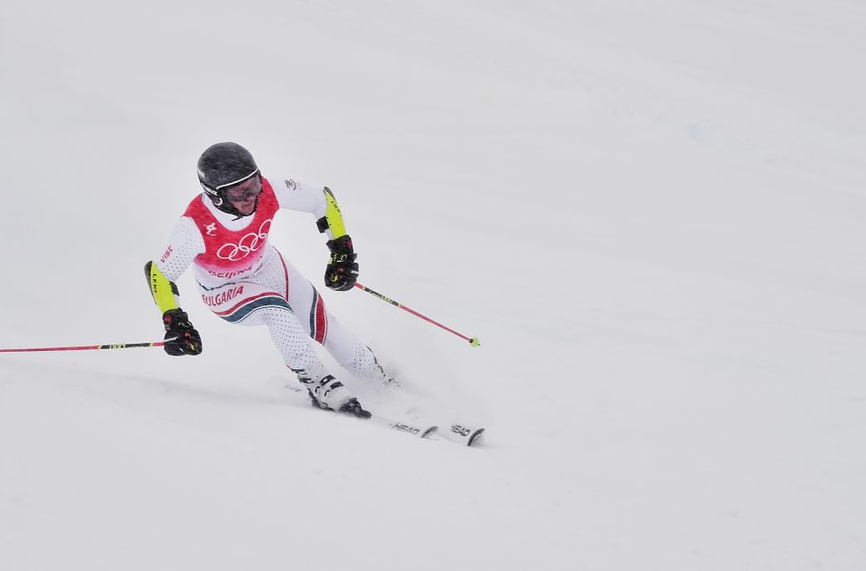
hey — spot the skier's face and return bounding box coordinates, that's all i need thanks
[224,175,262,215]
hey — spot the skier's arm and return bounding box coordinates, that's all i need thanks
[315,186,348,240]
[145,261,179,313]
[272,178,358,290]
[144,217,204,355]
[318,186,358,291]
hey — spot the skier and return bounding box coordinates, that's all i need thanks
[144,142,392,418]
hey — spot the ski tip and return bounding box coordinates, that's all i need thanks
[443,424,486,446]
[422,425,439,439]
[467,427,485,446]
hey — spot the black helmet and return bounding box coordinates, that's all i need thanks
[197,142,261,217]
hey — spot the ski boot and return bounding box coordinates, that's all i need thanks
[293,362,371,419]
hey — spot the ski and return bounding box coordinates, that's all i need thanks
[334,404,485,446]
[333,405,483,446]
[284,381,479,445]
[366,414,438,439]
[432,423,486,447]
[366,415,487,446]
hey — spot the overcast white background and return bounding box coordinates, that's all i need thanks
[1,1,865,569]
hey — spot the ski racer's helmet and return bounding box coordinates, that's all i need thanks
[197,142,262,218]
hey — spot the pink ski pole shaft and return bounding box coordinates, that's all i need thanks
[0,341,165,354]
[354,282,480,347]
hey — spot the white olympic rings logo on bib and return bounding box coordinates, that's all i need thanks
[216,219,272,261]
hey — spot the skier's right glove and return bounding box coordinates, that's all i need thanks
[162,308,202,356]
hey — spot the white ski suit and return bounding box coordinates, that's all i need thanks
[150,176,379,377]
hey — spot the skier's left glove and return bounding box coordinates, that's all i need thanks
[162,308,203,356]
[325,235,359,291]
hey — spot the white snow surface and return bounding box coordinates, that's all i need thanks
[2,1,865,569]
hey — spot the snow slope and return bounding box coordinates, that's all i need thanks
[1,1,865,569]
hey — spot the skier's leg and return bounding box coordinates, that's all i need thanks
[197,254,358,411]
[320,313,395,384]
[198,277,315,369]
[278,252,394,384]
[252,306,362,412]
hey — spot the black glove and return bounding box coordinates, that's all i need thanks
[325,235,359,291]
[162,308,202,356]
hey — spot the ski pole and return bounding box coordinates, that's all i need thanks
[0,342,165,354]
[354,282,480,347]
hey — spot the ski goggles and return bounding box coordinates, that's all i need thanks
[221,172,262,203]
